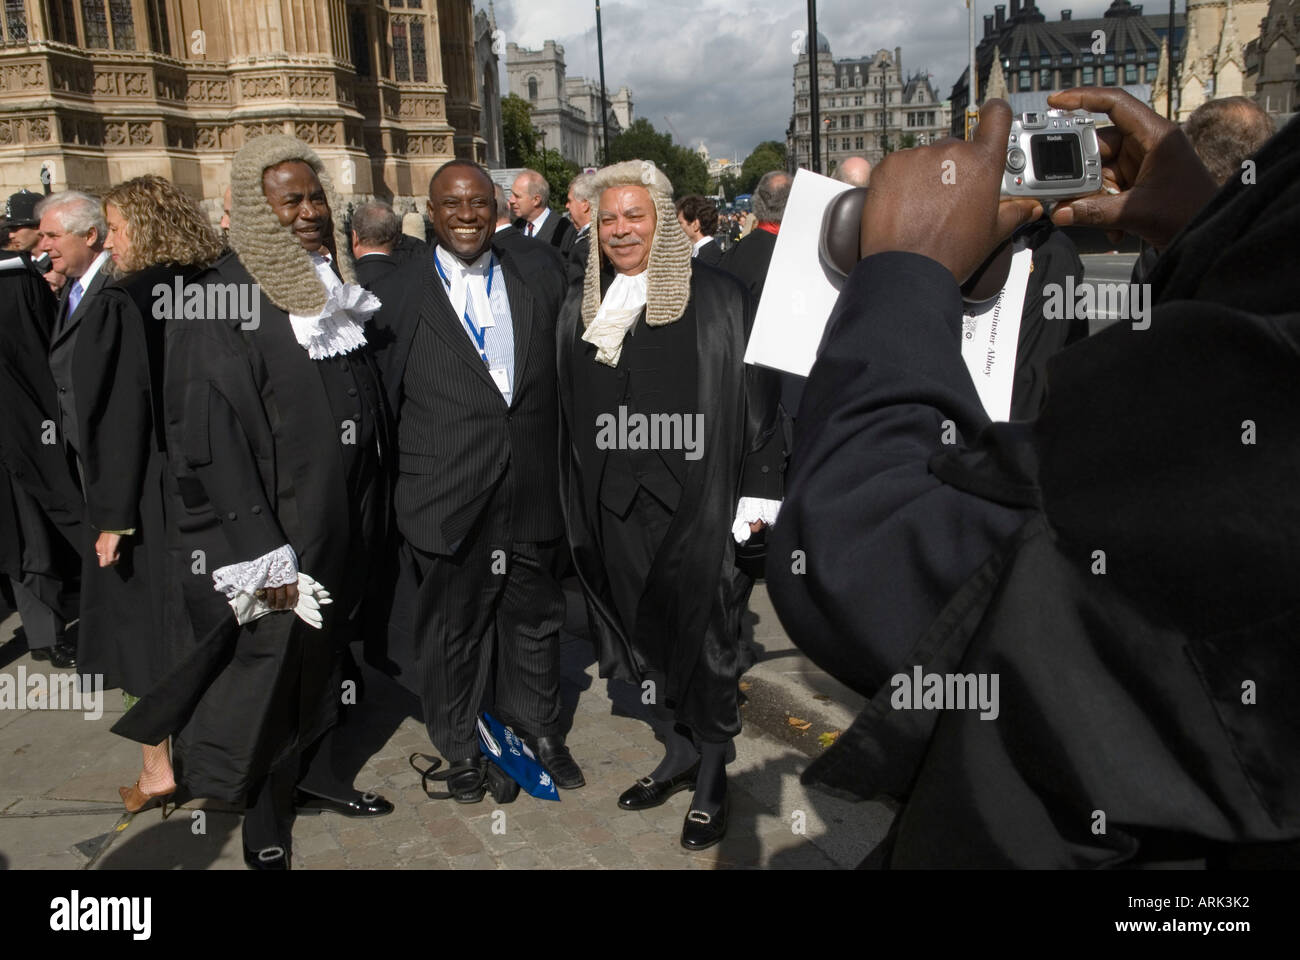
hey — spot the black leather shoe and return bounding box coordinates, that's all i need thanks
[29,641,77,669]
[243,843,290,870]
[680,796,728,852]
[294,789,394,818]
[527,735,585,790]
[617,761,700,811]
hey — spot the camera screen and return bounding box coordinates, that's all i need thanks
[1030,134,1083,182]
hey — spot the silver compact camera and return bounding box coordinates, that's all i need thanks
[1001,109,1103,200]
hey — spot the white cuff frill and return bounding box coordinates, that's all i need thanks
[212,543,299,599]
[731,497,782,544]
[288,282,379,360]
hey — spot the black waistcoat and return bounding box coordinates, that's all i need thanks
[570,278,699,517]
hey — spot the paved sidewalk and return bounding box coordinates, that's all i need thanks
[0,583,890,870]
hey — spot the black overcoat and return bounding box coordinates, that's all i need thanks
[0,252,82,617]
[74,264,197,695]
[557,262,781,740]
[113,252,391,804]
[767,116,1300,867]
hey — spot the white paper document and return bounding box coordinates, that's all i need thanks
[959,242,1031,423]
[743,166,1028,423]
[743,169,852,377]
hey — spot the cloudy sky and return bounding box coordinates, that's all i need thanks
[487,0,1120,161]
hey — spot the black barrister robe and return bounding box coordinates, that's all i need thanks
[0,252,83,620]
[767,116,1300,867]
[558,262,781,741]
[74,264,198,696]
[113,252,390,804]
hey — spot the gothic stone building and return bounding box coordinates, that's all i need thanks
[0,0,490,215]
[789,33,951,172]
[505,39,630,168]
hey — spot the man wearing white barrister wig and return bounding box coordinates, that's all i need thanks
[557,159,784,851]
[115,135,394,869]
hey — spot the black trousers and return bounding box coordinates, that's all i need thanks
[403,511,565,763]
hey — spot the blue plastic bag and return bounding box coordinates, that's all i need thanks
[477,712,560,801]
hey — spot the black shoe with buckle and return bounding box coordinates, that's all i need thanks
[680,796,729,851]
[526,735,585,790]
[243,843,290,870]
[617,760,700,811]
[409,753,486,804]
[294,788,394,819]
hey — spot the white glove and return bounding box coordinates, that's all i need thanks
[228,590,274,627]
[225,572,333,629]
[293,572,333,629]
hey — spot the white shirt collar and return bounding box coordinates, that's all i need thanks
[434,245,497,330]
[692,236,713,255]
[76,250,111,292]
[494,222,513,233]
[526,206,551,234]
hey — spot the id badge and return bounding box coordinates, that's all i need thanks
[489,366,510,394]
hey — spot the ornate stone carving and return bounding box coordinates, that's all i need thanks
[196,126,221,150]
[287,75,332,98]
[293,121,338,144]
[241,121,280,139]
[105,121,128,146]
[93,70,150,97]
[129,122,153,145]
[0,122,15,145]
[0,63,43,92]
[399,96,446,120]
[240,75,284,98]
[186,78,231,103]
[27,118,50,141]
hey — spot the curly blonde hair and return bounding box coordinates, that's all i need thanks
[102,175,224,274]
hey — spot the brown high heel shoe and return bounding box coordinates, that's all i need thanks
[119,780,175,818]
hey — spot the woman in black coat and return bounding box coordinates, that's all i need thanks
[75,175,223,813]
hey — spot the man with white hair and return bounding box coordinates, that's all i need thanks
[557,159,783,851]
[38,191,111,476]
[510,168,574,255]
[565,172,596,284]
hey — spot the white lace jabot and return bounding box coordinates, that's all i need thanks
[287,253,380,360]
[583,271,648,367]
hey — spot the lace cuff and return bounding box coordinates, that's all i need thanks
[211,544,299,599]
[732,497,782,544]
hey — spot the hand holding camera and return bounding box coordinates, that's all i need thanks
[1045,87,1219,251]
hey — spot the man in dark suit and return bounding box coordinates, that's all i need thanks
[565,172,596,286]
[38,191,112,482]
[370,160,584,800]
[719,171,790,304]
[768,91,1300,867]
[351,200,401,288]
[0,249,83,668]
[510,168,575,255]
[490,183,533,259]
[675,195,722,266]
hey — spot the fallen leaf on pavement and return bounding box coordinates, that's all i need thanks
[817,731,841,748]
[787,716,813,731]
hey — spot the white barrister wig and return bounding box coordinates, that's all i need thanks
[228,133,356,315]
[582,159,693,329]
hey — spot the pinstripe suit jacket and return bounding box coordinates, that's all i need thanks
[369,240,568,556]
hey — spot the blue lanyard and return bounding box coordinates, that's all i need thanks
[434,251,495,364]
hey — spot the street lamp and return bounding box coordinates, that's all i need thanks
[822,117,831,172]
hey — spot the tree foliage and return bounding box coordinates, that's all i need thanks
[738,140,788,194]
[606,118,711,198]
[502,94,580,209]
